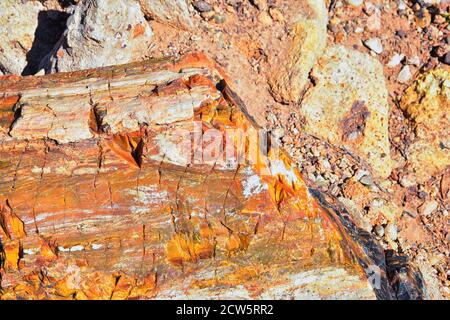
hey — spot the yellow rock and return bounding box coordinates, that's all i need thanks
[300,45,392,179]
[400,69,450,182]
[268,0,328,103]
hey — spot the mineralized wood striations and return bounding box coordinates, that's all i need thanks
[0,53,420,299]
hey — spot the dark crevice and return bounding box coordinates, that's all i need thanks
[21,10,70,76]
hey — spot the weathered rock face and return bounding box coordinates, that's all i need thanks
[268,0,328,104]
[0,0,44,75]
[0,0,69,76]
[138,0,193,29]
[0,54,424,300]
[41,0,153,73]
[400,69,450,183]
[299,45,392,179]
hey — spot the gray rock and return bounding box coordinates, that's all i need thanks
[41,0,153,73]
[193,1,212,12]
[347,0,363,6]
[387,53,405,68]
[443,52,450,66]
[374,225,385,237]
[399,174,416,188]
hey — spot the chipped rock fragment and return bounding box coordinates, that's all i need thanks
[268,0,328,103]
[364,37,383,54]
[398,65,412,84]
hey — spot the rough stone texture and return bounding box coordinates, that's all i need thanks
[400,69,450,183]
[0,0,44,75]
[268,0,328,104]
[138,0,193,29]
[0,53,424,300]
[41,0,153,73]
[299,45,392,179]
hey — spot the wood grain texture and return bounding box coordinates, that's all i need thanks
[0,53,420,299]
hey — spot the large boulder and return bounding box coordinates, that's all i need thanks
[400,69,450,182]
[0,0,68,75]
[268,0,328,104]
[41,0,153,73]
[0,1,45,75]
[299,45,392,179]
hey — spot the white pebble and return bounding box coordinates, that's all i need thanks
[364,37,383,54]
[408,55,421,66]
[387,53,405,68]
[397,65,412,83]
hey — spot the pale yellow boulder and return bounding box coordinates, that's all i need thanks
[268,0,328,103]
[300,45,392,179]
[400,69,450,182]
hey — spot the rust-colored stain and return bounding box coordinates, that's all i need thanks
[132,23,145,38]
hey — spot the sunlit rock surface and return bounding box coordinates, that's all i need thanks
[0,0,45,75]
[0,53,423,299]
[300,45,392,179]
[41,0,153,73]
[400,69,450,183]
[268,0,328,104]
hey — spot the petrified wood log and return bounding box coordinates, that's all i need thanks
[0,53,422,299]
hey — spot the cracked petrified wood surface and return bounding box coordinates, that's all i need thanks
[0,53,420,299]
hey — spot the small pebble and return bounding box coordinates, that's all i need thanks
[193,0,212,12]
[399,174,416,188]
[419,200,438,216]
[359,175,373,186]
[371,198,385,207]
[347,0,363,6]
[367,9,381,31]
[442,52,450,65]
[397,65,412,83]
[257,11,273,26]
[385,224,398,241]
[374,225,385,237]
[396,29,406,38]
[398,0,407,11]
[363,37,383,54]
[387,53,405,68]
[213,14,225,24]
[408,55,421,66]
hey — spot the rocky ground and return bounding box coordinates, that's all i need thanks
[0,0,448,299]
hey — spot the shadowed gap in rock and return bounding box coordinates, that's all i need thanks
[21,10,70,76]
